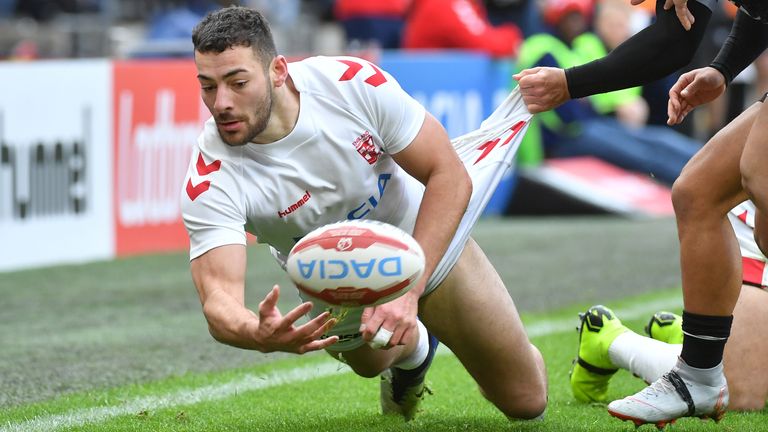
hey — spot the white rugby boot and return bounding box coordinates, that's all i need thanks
[607,358,728,429]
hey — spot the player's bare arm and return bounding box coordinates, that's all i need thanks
[359,112,472,347]
[190,243,338,353]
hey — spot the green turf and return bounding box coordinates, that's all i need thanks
[1,294,763,431]
[3,216,760,431]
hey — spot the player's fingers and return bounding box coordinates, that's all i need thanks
[298,335,339,354]
[279,301,315,329]
[305,316,337,340]
[513,67,540,81]
[676,5,693,30]
[386,325,408,349]
[527,103,546,114]
[368,326,394,349]
[292,310,333,336]
[258,285,280,316]
[360,307,382,340]
[663,0,674,10]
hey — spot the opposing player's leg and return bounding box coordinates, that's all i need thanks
[739,94,768,256]
[607,103,762,427]
[570,305,627,403]
[418,237,548,420]
[723,285,768,410]
[570,306,681,403]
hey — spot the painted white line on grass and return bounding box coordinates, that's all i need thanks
[1,295,680,432]
[0,362,353,432]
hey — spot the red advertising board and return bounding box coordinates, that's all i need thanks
[113,60,206,256]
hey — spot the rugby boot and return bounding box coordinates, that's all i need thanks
[607,358,728,429]
[380,333,438,420]
[570,305,629,403]
[645,311,684,345]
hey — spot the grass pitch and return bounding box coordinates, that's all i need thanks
[2,216,765,431]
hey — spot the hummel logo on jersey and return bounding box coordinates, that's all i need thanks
[186,153,222,201]
[278,190,312,218]
[352,131,381,165]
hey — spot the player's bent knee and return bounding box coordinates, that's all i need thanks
[500,393,548,420]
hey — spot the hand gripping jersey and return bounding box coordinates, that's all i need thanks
[181,55,533,351]
[728,200,768,288]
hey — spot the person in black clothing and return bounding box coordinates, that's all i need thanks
[514,0,768,427]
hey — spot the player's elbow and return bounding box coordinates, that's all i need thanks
[456,167,472,206]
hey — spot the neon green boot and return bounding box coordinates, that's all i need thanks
[644,311,684,345]
[570,305,629,403]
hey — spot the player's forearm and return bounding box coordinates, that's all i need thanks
[710,10,768,85]
[202,291,264,351]
[410,165,472,295]
[565,0,711,98]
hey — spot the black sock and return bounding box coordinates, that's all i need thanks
[680,311,733,369]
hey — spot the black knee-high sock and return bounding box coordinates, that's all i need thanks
[680,311,733,369]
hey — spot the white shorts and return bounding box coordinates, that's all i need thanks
[311,88,533,352]
[729,200,768,289]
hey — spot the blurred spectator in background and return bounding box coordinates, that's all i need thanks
[590,0,648,129]
[484,0,544,37]
[334,0,410,49]
[514,0,702,185]
[147,0,234,41]
[403,0,523,58]
[15,0,101,21]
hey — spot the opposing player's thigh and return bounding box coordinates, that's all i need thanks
[724,285,768,410]
[677,102,762,206]
[740,99,768,188]
[419,238,539,387]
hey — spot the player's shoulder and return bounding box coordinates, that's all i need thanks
[182,118,240,200]
[289,55,394,96]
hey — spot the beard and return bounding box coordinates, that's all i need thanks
[217,83,273,146]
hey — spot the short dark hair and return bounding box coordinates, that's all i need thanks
[192,6,277,66]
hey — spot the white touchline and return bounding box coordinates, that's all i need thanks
[1,295,680,432]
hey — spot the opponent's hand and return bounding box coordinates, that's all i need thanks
[255,285,338,354]
[632,0,694,30]
[667,67,726,125]
[513,67,570,113]
[664,0,695,30]
[359,290,420,349]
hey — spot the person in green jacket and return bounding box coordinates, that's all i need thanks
[514,0,702,185]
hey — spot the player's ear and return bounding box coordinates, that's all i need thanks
[270,55,289,87]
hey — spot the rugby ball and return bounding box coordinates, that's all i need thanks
[286,220,425,307]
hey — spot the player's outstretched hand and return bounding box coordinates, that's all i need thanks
[360,290,420,349]
[632,0,694,30]
[256,285,338,354]
[513,67,570,113]
[667,67,726,125]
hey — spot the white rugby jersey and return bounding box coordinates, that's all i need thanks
[729,200,768,288]
[181,56,427,262]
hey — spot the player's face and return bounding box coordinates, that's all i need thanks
[195,46,273,146]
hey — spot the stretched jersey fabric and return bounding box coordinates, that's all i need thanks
[311,88,532,351]
[728,201,768,289]
[181,54,533,351]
